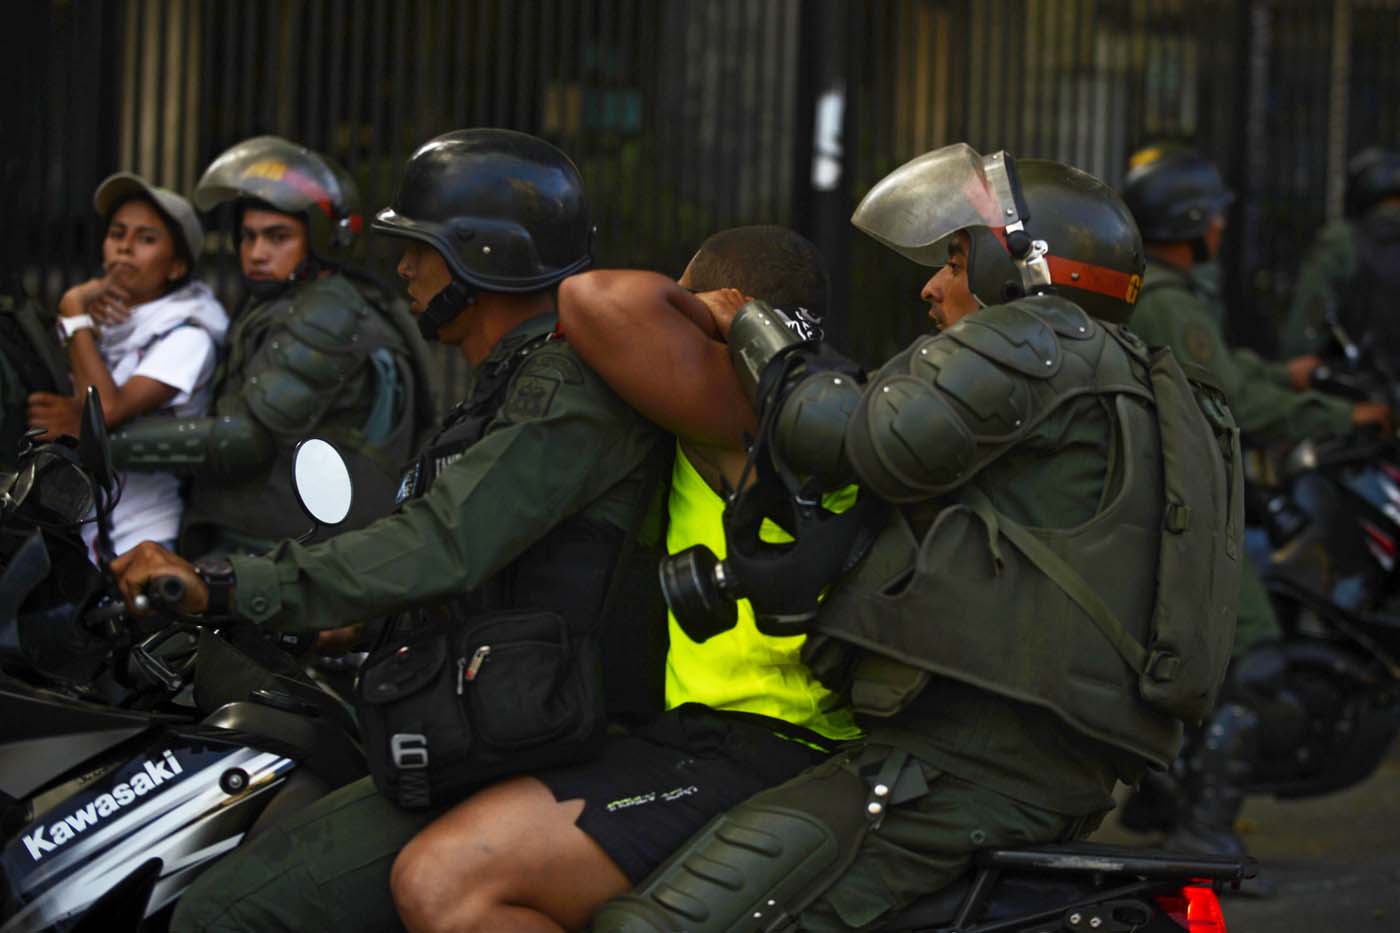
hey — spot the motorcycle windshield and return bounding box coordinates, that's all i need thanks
[852,142,1008,267]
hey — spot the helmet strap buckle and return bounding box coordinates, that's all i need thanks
[1013,236,1053,292]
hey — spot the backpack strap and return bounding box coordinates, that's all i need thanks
[961,485,1150,677]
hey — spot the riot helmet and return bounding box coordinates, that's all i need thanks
[853,143,1145,323]
[1120,144,1234,243]
[194,136,363,266]
[1345,147,1400,218]
[373,128,592,340]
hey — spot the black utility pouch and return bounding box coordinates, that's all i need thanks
[357,608,606,809]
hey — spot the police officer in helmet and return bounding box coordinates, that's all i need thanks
[1283,146,1400,364]
[1120,145,1389,874]
[109,136,434,559]
[114,128,663,933]
[597,144,1241,931]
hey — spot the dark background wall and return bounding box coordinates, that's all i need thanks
[3,0,1398,400]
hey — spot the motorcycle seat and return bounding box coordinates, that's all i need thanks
[880,842,1255,931]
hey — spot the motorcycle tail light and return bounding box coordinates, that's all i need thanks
[1362,519,1397,571]
[1154,884,1227,931]
[1362,519,1396,554]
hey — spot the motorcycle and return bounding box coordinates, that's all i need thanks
[1239,429,1400,800]
[1226,310,1400,801]
[3,394,1255,932]
[0,392,365,931]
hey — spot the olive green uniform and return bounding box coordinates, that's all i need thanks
[172,314,658,933]
[1281,219,1357,357]
[600,297,1235,932]
[786,394,1136,931]
[1129,257,1351,652]
[1282,205,1400,363]
[111,274,433,557]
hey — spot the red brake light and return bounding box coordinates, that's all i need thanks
[1154,884,1227,932]
[1362,519,1396,557]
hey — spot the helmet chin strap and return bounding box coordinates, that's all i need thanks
[241,256,324,302]
[418,278,477,341]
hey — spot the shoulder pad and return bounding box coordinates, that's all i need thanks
[905,333,1034,438]
[284,276,374,351]
[1019,294,1096,341]
[941,301,1061,378]
[500,341,587,423]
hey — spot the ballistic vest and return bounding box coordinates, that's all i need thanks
[818,296,1240,768]
[182,274,423,550]
[397,323,623,628]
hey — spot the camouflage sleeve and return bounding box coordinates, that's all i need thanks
[1281,222,1358,357]
[1167,299,1351,443]
[227,344,656,632]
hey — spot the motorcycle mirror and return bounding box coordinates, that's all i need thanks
[77,387,116,495]
[291,438,354,527]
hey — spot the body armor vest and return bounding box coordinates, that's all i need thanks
[397,329,623,631]
[817,296,1239,768]
[182,275,420,550]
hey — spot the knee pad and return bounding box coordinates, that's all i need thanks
[594,801,856,933]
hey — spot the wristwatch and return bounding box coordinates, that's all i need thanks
[57,314,95,344]
[194,557,236,617]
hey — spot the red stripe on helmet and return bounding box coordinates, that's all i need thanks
[1046,255,1142,304]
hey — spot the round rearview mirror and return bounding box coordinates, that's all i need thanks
[291,439,354,527]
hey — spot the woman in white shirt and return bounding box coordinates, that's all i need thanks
[27,173,228,557]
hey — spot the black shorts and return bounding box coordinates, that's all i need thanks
[536,704,833,884]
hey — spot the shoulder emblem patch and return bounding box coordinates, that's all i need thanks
[504,373,561,421]
[1183,324,1214,364]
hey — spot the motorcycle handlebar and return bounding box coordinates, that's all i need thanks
[83,575,189,629]
[146,575,187,611]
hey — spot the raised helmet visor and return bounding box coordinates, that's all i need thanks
[851,143,1019,267]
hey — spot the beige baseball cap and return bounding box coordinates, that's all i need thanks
[93,172,205,264]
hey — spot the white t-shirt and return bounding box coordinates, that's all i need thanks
[82,282,228,558]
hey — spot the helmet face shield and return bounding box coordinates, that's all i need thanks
[852,143,1010,268]
[854,143,1145,323]
[194,136,347,215]
[194,136,362,263]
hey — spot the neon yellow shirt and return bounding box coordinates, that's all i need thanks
[663,443,861,741]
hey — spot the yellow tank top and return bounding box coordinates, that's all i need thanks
[664,443,861,741]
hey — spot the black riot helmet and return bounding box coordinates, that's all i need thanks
[373,129,592,339]
[1345,147,1400,218]
[193,136,363,265]
[853,143,1145,323]
[1120,144,1234,243]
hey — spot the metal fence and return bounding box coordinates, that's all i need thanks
[4,0,1399,399]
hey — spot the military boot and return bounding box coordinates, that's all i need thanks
[1166,702,1276,896]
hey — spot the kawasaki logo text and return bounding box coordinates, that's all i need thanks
[22,750,184,861]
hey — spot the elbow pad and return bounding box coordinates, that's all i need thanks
[771,370,863,487]
[727,300,804,404]
[111,415,276,479]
